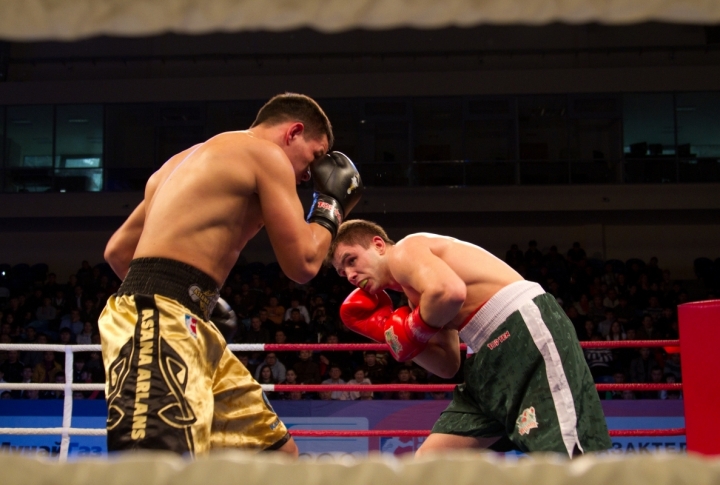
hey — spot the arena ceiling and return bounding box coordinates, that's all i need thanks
[0,0,718,41]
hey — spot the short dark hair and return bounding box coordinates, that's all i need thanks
[251,93,333,148]
[327,219,394,266]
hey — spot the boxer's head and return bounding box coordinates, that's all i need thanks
[251,93,333,183]
[329,220,395,293]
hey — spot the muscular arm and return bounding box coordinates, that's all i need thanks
[412,328,462,379]
[390,239,467,329]
[104,200,146,280]
[254,145,332,283]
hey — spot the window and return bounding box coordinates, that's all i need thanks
[4,105,53,191]
[55,105,104,191]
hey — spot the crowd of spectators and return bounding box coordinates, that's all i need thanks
[0,242,717,402]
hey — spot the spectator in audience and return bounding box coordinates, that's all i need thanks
[614,294,637,324]
[244,315,272,344]
[604,371,627,400]
[293,350,321,384]
[606,320,627,344]
[51,290,70,318]
[33,351,63,386]
[636,314,661,340]
[284,308,309,342]
[0,350,24,383]
[663,352,681,381]
[254,352,286,384]
[42,373,66,400]
[321,364,345,400]
[577,320,596,341]
[341,368,372,401]
[567,241,587,268]
[660,373,682,400]
[256,365,278,400]
[283,298,310,324]
[35,297,57,325]
[630,347,658,384]
[574,294,591,317]
[81,299,101,325]
[58,327,75,345]
[264,296,285,326]
[390,367,418,400]
[360,351,389,384]
[16,365,35,399]
[603,288,619,309]
[644,366,665,399]
[596,310,617,339]
[583,333,613,382]
[278,369,302,400]
[70,286,85,311]
[588,295,606,323]
[564,305,584,337]
[60,309,84,336]
[76,321,95,345]
[309,305,334,343]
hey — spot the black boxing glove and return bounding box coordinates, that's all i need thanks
[307,151,363,238]
[210,297,238,343]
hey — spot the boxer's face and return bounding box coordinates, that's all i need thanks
[333,238,386,293]
[284,123,328,184]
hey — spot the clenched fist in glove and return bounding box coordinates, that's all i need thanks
[340,288,440,362]
[307,151,363,238]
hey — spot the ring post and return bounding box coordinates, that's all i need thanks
[678,299,720,455]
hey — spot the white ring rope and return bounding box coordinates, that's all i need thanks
[0,427,107,436]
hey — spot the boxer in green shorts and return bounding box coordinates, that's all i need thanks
[330,220,611,457]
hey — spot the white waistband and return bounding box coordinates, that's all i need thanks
[459,280,545,353]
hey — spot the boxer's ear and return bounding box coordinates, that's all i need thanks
[286,122,305,143]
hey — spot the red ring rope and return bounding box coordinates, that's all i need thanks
[270,383,683,392]
[252,340,680,352]
[288,428,686,438]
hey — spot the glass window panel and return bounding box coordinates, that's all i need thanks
[464,119,515,161]
[676,92,720,158]
[6,105,53,168]
[622,93,675,156]
[518,95,569,160]
[104,104,156,191]
[412,97,463,161]
[55,104,103,169]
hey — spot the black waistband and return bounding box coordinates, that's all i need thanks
[118,257,220,320]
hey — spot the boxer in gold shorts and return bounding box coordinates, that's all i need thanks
[99,94,363,456]
[100,258,289,455]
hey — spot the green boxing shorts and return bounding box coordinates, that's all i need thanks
[432,280,611,457]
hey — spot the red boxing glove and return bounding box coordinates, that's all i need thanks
[339,288,394,343]
[384,306,440,362]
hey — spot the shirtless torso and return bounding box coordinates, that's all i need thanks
[106,126,331,286]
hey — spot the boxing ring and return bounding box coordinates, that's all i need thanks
[1,300,719,483]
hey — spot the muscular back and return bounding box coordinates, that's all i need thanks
[135,132,271,285]
[394,234,523,329]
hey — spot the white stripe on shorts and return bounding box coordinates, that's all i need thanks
[518,301,582,458]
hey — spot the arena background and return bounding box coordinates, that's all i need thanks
[0,0,719,478]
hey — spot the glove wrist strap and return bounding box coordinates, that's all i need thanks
[406,307,439,343]
[307,194,343,238]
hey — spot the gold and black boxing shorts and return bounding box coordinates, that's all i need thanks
[98,257,289,456]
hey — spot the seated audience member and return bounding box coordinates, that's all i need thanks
[284,308,310,342]
[244,315,272,344]
[321,364,346,400]
[264,296,285,326]
[596,310,617,339]
[293,350,322,384]
[254,352,286,383]
[32,351,63,386]
[76,321,95,345]
[660,373,682,400]
[278,369,302,400]
[256,364,279,400]
[583,333,613,381]
[636,314,661,340]
[390,367,418,400]
[283,298,310,324]
[360,351,389,384]
[341,368,372,401]
[629,347,658,384]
